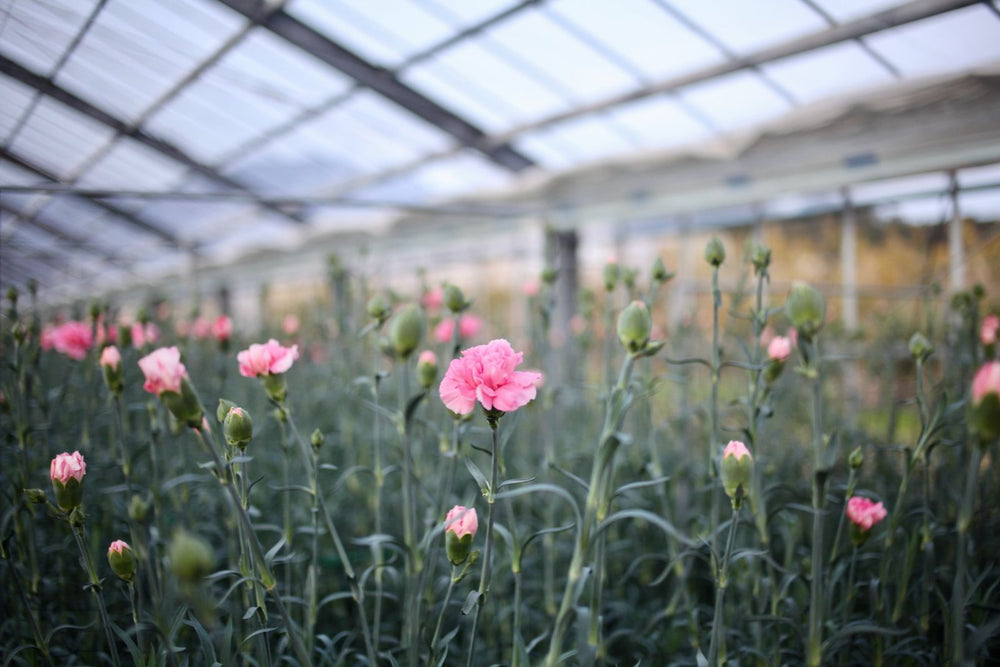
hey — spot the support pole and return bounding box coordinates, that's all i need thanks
[840,187,858,331]
[948,170,965,292]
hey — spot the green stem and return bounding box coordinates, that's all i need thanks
[430,566,459,665]
[709,265,722,564]
[707,504,741,666]
[71,522,122,667]
[950,442,983,665]
[839,546,859,666]
[371,343,385,653]
[466,417,502,667]
[806,339,826,667]
[829,468,858,566]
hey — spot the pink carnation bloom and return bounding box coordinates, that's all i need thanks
[40,325,56,351]
[438,339,543,415]
[100,345,121,370]
[983,314,999,346]
[51,321,93,360]
[282,314,300,336]
[846,496,887,532]
[445,505,478,539]
[50,451,86,484]
[212,315,233,342]
[434,314,483,344]
[131,322,160,348]
[237,339,300,378]
[138,346,188,395]
[972,361,1000,406]
[787,327,799,348]
[419,350,437,366]
[108,539,131,556]
[422,287,444,311]
[191,318,211,340]
[723,440,751,461]
[175,320,191,338]
[767,336,792,362]
[522,280,540,297]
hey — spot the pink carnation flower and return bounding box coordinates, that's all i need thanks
[50,451,86,484]
[983,314,999,346]
[972,361,1000,406]
[422,287,444,311]
[237,339,300,377]
[419,350,437,366]
[108,539,131,556]
[434,314,483,344]
[138,346,188,395]
[767,336,792,362]
[522,280,540,297]
[445,505,478,539]
[131,322,160,348]
[846,496,887,532]
[100,345,121,370]
[212,315,233,342]
[40,325,56,350]
[51,321,93,360]
[722,440,752,461]
[438,339,542,415]
[282,314,300,336]
[191,318,211,340]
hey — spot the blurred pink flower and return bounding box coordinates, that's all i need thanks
[131,322,160,348]
[419,350,437,366]
[212,315,233,342]
[108,539,130,556]
[723,440,751,461]
[191,317,211,340]
[982,314,999,346]
[972,361,1000,406]
[445,505,478,539]
[434,314,483,344]
[51,321,93,360]
[175,320,191,338]
[40,325,55,351]
[422,287,444,311]
[767,336,792,362]
[100,345,121,370]
[438,338,542,415]
[138,346,188,395]
[786,327,798,348]
[846,496,887,532]
[760,325,775,347]
[237,339,300,378]
[282,314,300,336]
[569,314,587,336]
[522,280,540,297]
[50,451,86,484]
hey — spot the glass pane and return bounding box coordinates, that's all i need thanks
[0,0,99,74]
[0,75,38,142]
[9,97,115,178]
[958,163,1000,188]
[352,151,511,203]
[762,41,895,105]
[608,95,712,150]
[810,0,909,24]
[533,114,637,164]
[678,70,792,132]
[851,173,951,204]
[959,188,1000,221]
[78,136,188,190]
[665,0,827,56]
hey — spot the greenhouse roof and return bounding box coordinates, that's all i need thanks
[2,0,1000,301]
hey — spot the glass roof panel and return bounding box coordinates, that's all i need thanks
[36,194,110,230]
[8,97,115,179]
[607,95,713,150]
[866,5,1000,78]
[55,0,247,122]
[665,0,827,56]
[677,70,793,132]
[513,131,576,170]
[344,89,453,155]
[421,0,518,28]
[957,163,1000,188]
[484,7,641,103]
[78,136,189,191]
[0,75,38,142]
[224,132,363,198]
[528,114,637,164]
[400,56,517,133]
[0,0,99,74]
[959,188,1000,220]
[851,172,951,204]
[762,41,895,105]
[0,160,42,185]
[809,0,910,24]
[546,0,724,82]
[351,151,512,204]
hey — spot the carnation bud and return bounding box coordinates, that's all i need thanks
[129,494,149,521]
[849,447,864,470]
[50,451,86,512]
[908,332,933,362]
[160,376,205,429]
[720,441,753,508]
[751,243,771,275]
[970,362,1000,440]
[651,257,673,284]
[617,300,652,354]
[107,540,137,583]
[704,237,726,267]
[366,295,391,325]
[261,373,288,404]
[310,428,325,452]
[622,267,637,291]
[785,281,826,339]
[223,407,253,449]
[443,284,468,314]
[603,259,619,292]
[24,488,46,504]
[445,505,478,566]
[168,529,214,584]
[541,266,558,285]
[89,300,101,322]
[217,398,237,424]
[388,304,425,360]
[417,350,438,389]
[100,346,124,396]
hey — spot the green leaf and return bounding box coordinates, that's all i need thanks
[461,590,482,615]
[464,457,490,495]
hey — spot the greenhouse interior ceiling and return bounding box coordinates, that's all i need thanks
[2,0,1000,303]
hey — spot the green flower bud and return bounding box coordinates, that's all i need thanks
[417,350,438,389]
[310,428,325,452]
[541,266,558,285]
[168,529,214,584]
[651,257,673,284]
[223,407,253,449]
[751,243,771,275]
[129,494,149,521]
[704,237,726,267]
[908,332,933,362]
[785,281,826,339]
[849,447,864,470]
[89,300,102,321]
[617,300,652,354]
[720,441,754,508]
[261,373,288,404]
[24,488,46,504]
[367,295,391,324]
[107,540,137,583]
[388,304,425,360]
[603,260,619,292]
[6,286,18,307]
[443,284,467,313]
[217,399,237,424]
[623,267,638,291]
[160,377,205,429]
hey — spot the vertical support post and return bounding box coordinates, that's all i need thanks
[948,170,965,293]
[840,187,858,332]
[669,220,693,327]
[544,225,580,386]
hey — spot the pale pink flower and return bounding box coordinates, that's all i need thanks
[722,440,751,461]
[569,314,587,336]
[419,350,437,366]
[237,339,300,378]
[131,322,160,348]
[846,496,887,532]
[972,361,1000,406]
[982,314,999,346]
[282,314,300,336]
[787,327,798,348]
[175,320,191,338]
[108,539,130,556]
[40,325,55,350]
[422,287,444,311]
[51,321,93,360]
[445,505,478,539]
[138,346,188,395]
[767,336,792,362]
[434,314,483,344]
[50,451,86,484]
[438,339,543,415]
[522,280,540,297]
[760,325,775,347]
[100,345,121,370]
[191,317,211,340]
[212,315,233,342]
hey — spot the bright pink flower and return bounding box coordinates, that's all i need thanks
[982,314,999,346]
[237,339,300,378]
[434,314,483,344]
[138,346,188,395]
[972,361,1000,406]
[191,317,211,340]
[438,339,542,415]
[722,440,751,461]
[108,539,130,556]
[282,314,300,336]
[767,336,792,362]
[212,315,232,342]
[846,496,887,532]
[40,325,55,350]
[100,345,121,370]
[445,505,478,539]
[51,321,93,360]
[422,287,444,311]
[50,451,86,484]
